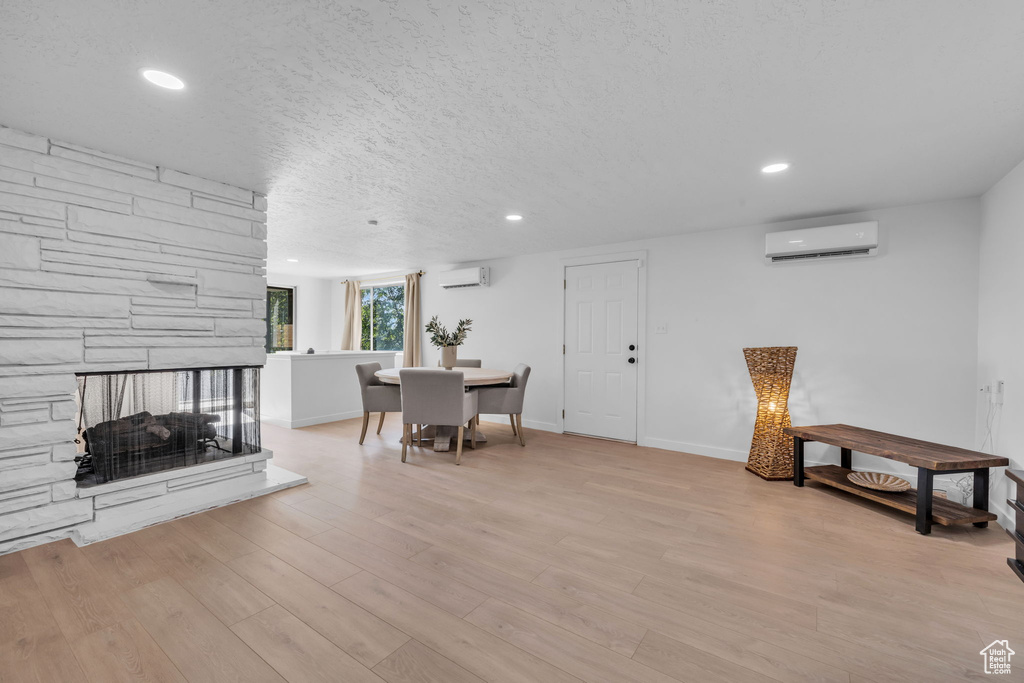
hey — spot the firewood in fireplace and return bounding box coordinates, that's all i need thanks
[89,412,157,439]
[85,410,223,460]
[146,423,171,440]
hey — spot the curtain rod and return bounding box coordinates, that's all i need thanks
[342,270,425,284]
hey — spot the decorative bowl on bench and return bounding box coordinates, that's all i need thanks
[847,471,911,492]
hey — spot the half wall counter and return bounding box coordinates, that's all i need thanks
[261,351,398,428]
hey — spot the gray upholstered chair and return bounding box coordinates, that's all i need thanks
[355,362,402,445]
[437,358,482,367]
[399,369,478,464]
[474,363,531,446]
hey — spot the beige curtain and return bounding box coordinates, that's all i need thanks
[403,272,421,367]
[341,280,361,350]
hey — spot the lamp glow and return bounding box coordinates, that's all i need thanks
[761,162,789,174]
[505,214,523,221]
[141,69,185,90]
[286,258,299,263]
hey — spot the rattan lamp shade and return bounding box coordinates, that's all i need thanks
[743,346,798,481]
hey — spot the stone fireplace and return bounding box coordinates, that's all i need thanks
[0,124,305,554]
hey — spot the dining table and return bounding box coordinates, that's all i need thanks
[374,367,513,452]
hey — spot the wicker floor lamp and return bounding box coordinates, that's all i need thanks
[743,346,798,481]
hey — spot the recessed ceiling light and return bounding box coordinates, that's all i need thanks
[286,258,299,263]
[141,69,185,90]
[761,162,790,174]
[506,214,523,221]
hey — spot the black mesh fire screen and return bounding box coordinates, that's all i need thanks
[75,366,261,485]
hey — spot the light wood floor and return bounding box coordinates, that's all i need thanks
[2,418,1021,682]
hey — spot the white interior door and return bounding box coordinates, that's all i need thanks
[564,260,639,442]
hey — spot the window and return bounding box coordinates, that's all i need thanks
[266,286,295,352]
[361,283,404,350]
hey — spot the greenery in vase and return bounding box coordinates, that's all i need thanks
[425,315,473,348]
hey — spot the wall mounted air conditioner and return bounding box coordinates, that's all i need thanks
[439,266,489,288]
[765,221,878,264]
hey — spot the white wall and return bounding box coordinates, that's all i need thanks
[267,273,334,352]
[977,157,1024,526]
[302,198,985,506]
[419,199,982,484]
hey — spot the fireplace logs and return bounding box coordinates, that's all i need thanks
[87,411,220,451]
[83,411,224,482]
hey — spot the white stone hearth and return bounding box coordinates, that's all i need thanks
[71,452,305,546]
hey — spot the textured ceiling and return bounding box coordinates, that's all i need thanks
[2,1,1023,277]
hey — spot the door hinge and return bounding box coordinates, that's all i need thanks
[562,344,565,354]
[562,409,565,418]
[563,279,566,289]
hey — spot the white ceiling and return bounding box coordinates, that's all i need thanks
[2,1,1023,277]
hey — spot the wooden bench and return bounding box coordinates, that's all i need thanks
[784,424,1008,535]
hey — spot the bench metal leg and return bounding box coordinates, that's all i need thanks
[840,447,851,470]
[973,468,990,528]
[793,436,804,487]
[916,467,934,535]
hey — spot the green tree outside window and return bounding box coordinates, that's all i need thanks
[361,284,404,351]
[266,287,294,352]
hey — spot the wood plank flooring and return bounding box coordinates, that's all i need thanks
[2,417,1022,682]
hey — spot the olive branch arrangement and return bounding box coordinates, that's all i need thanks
[425,315,473,347]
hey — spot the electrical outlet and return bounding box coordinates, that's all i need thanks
[993,380,1005,405]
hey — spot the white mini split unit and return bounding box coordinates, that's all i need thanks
[439,266,490,288]
[765,221,878,264]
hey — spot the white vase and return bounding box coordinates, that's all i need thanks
[440,346,457,370]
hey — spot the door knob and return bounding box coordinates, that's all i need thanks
[628,357,636,364]
[629,344,636,351]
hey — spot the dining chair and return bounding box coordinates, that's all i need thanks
[437,358,482,367]
[355,362,402,445]
[474,363,531,446]
[399,369,478,464]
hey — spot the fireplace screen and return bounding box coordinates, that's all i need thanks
[75,366,261,485]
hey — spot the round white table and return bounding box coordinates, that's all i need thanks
[374,367,513,452]
[374,367,513,387]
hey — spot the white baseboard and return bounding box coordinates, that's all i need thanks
[521,419,558,433]
[262,411,362,429]
[477,416,558,433]
[643,437,748,463]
